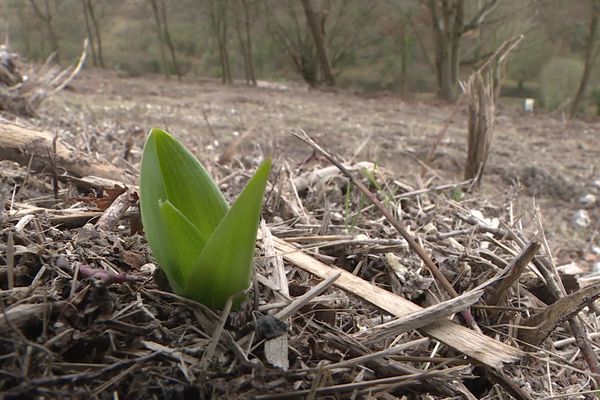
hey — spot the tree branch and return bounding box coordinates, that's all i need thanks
[462,0,498,34]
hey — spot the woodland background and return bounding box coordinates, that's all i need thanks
[2,0,600,118]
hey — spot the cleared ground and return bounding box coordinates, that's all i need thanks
[41,70,600,265]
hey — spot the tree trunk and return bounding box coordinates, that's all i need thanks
[242,0,257,85]
[222,7,233,84]
[149,0,170,79]
[86,0,105,68]
[301,0,335,86]
[449,0,464,97]
[430,0,460,101]
[427,0,497,101]
[159,0,182,80]
[234,0,256,86]
[234,5,250,85]
[208,0,232,84]
[438,39,455,100]
[570,0,600,118]
[81,0,98,66]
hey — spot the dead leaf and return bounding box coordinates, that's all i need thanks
[96,186,128,210]
[78,185,128,210]
[121,249,146,269]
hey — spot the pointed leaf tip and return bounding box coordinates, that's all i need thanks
[141,126,272,310]
[184,159,272,309]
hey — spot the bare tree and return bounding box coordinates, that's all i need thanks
[570,0,600,118]
[81,0,104,67]
[326,0,377,71]
[28,0,62,61]
[81,0,97,66]
[149,0,169,78]
[424,0,498,101]
[301,0,334,85]
[149,0,181,80]
[159,0,181,80]
[208,0,232,84]
[266,0,375,87]
[234,0,257,85]
[265,1,318,85]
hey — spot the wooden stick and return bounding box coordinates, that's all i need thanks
[289,129,482,333]
[0,122,135,184]
[356,289,484,342]
[272,235,523,368]
[518,282,600,346]
[486,241,540,307]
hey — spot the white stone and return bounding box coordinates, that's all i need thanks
[571,210,591,228]
[140,263,158,275]
[578,193,597,207]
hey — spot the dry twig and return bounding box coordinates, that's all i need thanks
[289,128,482,333]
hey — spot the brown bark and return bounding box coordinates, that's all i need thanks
[85,0,105,68]
[81,0,98,66]
[243,0,257,85]
[301,0,335,86]
[426,0,498,101]
[0,122,135,184]
[234,6,250,84]
[147,0,181,79]
[208,0,233,84]
[570,0,600,118]
[464,73,493,183]
[159,0,182,80]
[265,2,318,86]
[149,0,170,79]
[234,0,256,86]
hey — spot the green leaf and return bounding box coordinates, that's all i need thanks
[183,159,272,309]
[140,127,271,310]
[156,200,206,292]
[140,128,171,277]
[152,128,228,238]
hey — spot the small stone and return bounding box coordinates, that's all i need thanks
[330,212,344,222]
[593,262,600,274]
[256,315,287,339]
[571,210,591,229]
[578,193,597,207]
[140,263,157,275]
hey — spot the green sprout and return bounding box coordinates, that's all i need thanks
[140,128,271,309]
